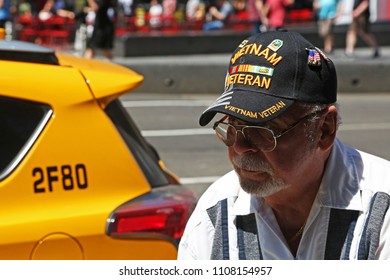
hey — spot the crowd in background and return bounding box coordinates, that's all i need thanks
[0,0,384,58]
[0,0,309,57]
[0,0,314,36]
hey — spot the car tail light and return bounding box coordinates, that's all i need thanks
[107,185,197,241]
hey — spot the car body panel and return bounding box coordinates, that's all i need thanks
[0,42,194,259]
[56,53,144,107]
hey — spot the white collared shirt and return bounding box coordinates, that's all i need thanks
[177,139,390,260]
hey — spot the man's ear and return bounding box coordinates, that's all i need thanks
[318,105,338,151]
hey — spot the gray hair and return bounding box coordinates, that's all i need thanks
[300,102,341,128]
[298,102,341,144]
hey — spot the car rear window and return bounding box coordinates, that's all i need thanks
[0,96,52,181]
[105,99,170,188]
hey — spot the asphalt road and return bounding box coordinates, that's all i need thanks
[120,92,390,198]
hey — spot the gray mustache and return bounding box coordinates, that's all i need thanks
[232,155,273,173]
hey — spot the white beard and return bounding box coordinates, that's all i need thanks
[236,172,288,197]
[232,154,289,197]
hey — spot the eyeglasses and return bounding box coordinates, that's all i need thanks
[213,111,323,152]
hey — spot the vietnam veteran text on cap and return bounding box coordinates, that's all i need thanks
[199,30,337,126]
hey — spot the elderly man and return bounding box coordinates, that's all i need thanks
[178,30,390,260]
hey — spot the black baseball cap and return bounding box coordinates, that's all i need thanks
[199,30,337,126]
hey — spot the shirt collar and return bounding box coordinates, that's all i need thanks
[231,187,257,215]
[316,138,363,211]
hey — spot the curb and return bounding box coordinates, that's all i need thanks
[114,48,390,94]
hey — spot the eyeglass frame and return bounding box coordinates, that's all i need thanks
[212,109,326,152]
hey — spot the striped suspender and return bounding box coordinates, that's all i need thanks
[317,192,390,259]
[207,192,390,260]
[325,209,360,259]
[236,214,263,260]
[357,192,390,259]
[207,198,262,260]
[207,199,230,260]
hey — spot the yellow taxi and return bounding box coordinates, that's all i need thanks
[0,40,197,260]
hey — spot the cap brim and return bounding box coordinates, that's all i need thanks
[199,89,294,126]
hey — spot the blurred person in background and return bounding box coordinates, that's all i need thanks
[162,0,177,27]
[232,0,246,11]
[186,0,205,21]
[54,0,75,18]
[118,0,133,17]
[313,0,342,54]
[149,0,163,29]
[203,0,232,31]
[162,0,176,17]
[38,0,74,21]
[0,0,11,28]
[264,0,294,30]
[345,0,379,58]
[247,0,268,34]
[84,0,117,59]
[38,0,55,20]
[17,0,33,18]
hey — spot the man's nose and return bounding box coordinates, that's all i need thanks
[232,131,259,154]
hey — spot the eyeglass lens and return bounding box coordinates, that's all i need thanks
[214,122,276,151]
